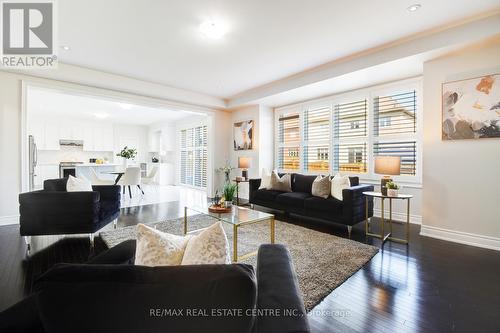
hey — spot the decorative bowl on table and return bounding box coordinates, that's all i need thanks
[208,205,232,213]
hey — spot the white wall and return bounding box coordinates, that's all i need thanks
[113,124,149,163]
[421,41,500,250]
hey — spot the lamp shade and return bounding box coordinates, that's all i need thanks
[374,156,401,175]
[238,157,251,169]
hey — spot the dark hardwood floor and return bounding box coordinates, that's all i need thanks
[1,200,499,333]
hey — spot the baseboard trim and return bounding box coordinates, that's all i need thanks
[0,215,19,226]
[420,225,500,251]
[373,209,421,224]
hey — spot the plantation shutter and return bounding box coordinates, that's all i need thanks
[333,99,368,173]
[303,105,330,172]
[180,125,208,187]
[278,113,300,170]
[373,90,416,136]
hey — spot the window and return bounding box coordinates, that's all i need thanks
[303,105,330,172]
[333,99,368,173]
[274,80,421,182]
[373,90,417,176]
[180,125,207,188]
[277,112,300,170]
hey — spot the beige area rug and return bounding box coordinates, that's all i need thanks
[100,215,378,311]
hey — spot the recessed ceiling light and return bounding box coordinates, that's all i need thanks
[94,113,109,119]
[199,20,227,39]
[118,102,134,110]
[407,4,421,12]
[61,45,70,51]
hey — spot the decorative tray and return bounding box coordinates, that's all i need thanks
[208,205,232,213]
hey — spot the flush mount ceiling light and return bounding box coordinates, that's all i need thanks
[94,113,109,119]
[199,20,227,39]
[61,45,70,51]
[407,4,421,12]
[118,102,134,110]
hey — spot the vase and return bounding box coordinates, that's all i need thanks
[224,172,230,184]
[387,189,399,197]
[122,158,129,170]
[224,201,232,208]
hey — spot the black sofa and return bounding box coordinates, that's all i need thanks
[0,242,310,333]
[249,174,374,236]
[19,178,121,248]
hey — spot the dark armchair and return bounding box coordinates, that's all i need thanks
[19,178,121,248]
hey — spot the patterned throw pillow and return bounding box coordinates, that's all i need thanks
[181,221,231,265]
[134,224,191,267]
[268,171,292,192]
[331,174,351,201]
[311,175,331,199]
[66,175,92,192]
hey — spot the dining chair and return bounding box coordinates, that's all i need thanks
[141,166,158,186]
[118,167,143,199]
[89,168,114,185]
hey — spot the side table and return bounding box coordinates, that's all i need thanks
[363,191,413,244]
[233,178,249,206]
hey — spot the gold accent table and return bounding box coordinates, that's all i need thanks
[184,205,275,262]
[362,191,413,245]
[233,178,250,206]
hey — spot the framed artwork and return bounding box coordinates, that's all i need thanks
[442,73,500,140]
[233,120,253,150]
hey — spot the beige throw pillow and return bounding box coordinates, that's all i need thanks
[331,174,351,201]
[311,175,331,199]
[268,171,292,192]
[181,221,231,265]
[135,224,191,267]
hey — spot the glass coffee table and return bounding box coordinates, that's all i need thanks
[184,205,275,262]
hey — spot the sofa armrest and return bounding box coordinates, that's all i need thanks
[0,294,44,333]
[249,179,261,202]
[256,244,310,333]
[87,240,136,265]
[92,185,120,203]
[19,191,100,236]
[342,184,374,224]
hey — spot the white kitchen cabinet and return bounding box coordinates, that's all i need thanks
[28,119,45,149]
[60,121,85,140]
[148,130,160,152]
[83,126,94,151]
[44,121,61,150]
[34,165,59,188]
[82,125,114,152]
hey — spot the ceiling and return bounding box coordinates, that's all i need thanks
[57,0,500,99]
[27,87,196,125]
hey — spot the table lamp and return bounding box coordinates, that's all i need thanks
[238,157,251,180]
[374,156,401,196]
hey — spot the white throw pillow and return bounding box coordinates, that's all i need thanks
[259,168,272,189]
[181,221,231,265]
[135,223,191,267]
[268,171,292,192]
[66,175,93,192]
[331,174,351,201]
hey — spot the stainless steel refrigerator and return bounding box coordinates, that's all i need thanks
[29,135,37,191]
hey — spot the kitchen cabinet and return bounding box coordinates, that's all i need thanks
[44,121,61,150]
[60,121,84,140]
[148,130,160,152]
[34,165,59,188]
[82,125,114,152]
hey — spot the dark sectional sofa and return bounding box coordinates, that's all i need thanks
[249,174,374,236]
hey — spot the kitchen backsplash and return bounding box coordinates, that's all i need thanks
[37,146,115,165]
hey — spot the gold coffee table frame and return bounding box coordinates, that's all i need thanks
[184,206,275,262]
[363,191,413,245]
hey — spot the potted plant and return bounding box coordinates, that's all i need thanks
[116,146,137,169]
[222,183,237,208]
[386,181,401,197]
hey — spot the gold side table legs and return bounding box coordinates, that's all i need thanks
[365,197,410,245]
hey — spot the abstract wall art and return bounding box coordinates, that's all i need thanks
[233,120,253,150]
[442,73,500,140]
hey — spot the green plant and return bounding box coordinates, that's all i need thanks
[222,183,237,202]
[386,181,400,190]
[116,146,137,160]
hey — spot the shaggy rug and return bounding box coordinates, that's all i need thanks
[100,214,378,311]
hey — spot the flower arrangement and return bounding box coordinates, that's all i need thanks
[116,146,137,160]
[216,162,235,183]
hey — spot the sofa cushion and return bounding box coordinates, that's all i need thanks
[292,174,317,194]
[304,197,343,215]
[275,192,312,207]
[253,189,285,202]
[348,176,359,187]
